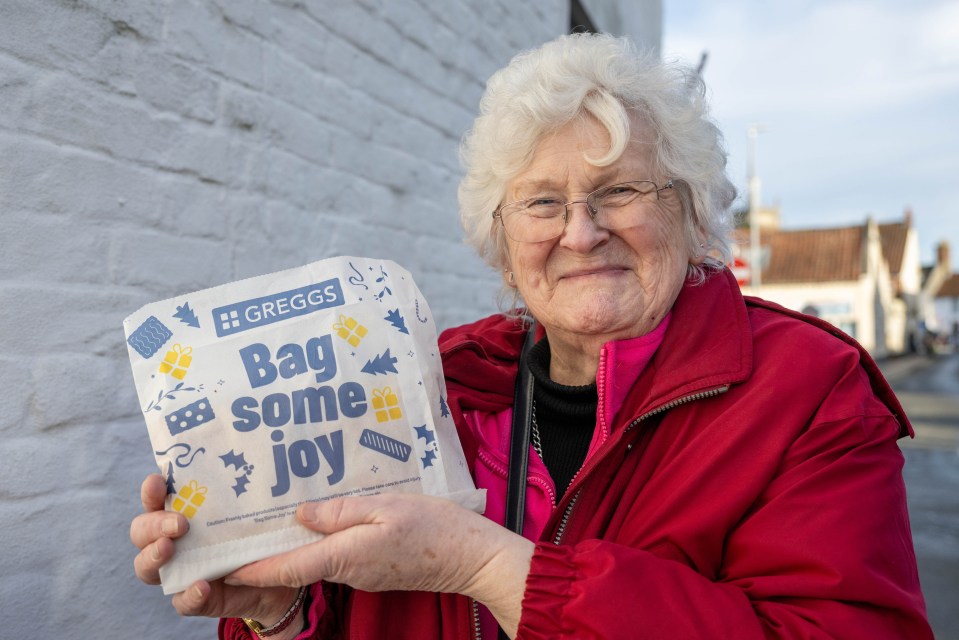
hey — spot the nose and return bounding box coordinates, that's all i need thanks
[564,198,598,218]
[559,200,608,252]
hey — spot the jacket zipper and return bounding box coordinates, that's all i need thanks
[477,448,558,506]
[595,346,611,442]
[469,450,557,640]
[551,385,730,545]
[552,490,580,544]
[470,598,481,639]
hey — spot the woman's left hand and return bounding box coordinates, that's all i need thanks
[225,493,533,636]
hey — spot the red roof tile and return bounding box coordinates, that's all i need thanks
[878,222,908,275]
[937,274,959,298]
[762,225,864,283]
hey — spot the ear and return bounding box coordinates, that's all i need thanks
[501,244,519,288]
[689,223,709,266]
[690,243,708,266]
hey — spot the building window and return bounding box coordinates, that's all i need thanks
[570,0,597,33]
[839,322,857,339]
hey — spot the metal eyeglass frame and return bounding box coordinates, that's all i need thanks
[492,179,674,243]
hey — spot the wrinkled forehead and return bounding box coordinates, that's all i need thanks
[507,112,658,195]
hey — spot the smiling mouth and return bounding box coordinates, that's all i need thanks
[561,266,627,279]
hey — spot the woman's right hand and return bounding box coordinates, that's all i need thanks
[130,474,304,634]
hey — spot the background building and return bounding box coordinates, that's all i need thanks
[878,214,923,354]
[0,1,661,637]
[935,274,959,345]
[734,211,939,357]
[926,242,958,347]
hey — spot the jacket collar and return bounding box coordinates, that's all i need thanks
[617,268,753,422]
[439,269,753,419]
[439,267,911,439]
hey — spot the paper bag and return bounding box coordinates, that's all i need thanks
[124,257,485,594]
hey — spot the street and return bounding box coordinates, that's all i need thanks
[882,353,959,639]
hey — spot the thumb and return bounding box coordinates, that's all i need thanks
[297,496,381,534]
[225,497,383,588]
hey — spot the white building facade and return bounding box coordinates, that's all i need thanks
[0,1,661,637]
[738,218,895,356]
[736,213,933,357]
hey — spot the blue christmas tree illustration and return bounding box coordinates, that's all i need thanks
[362,349,399,375]
[164,462,176,494]
[384,309,409,334]
[439,395,450,418]
[173,302,200,328]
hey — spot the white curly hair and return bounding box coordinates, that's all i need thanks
[457,33,736,298]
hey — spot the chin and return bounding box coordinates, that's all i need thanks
[562,297,640,336]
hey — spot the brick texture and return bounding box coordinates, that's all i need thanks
[0,0,573,635]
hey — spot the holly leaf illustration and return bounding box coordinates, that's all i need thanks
[220,450,247,471]
[232,474,251,497]
[421,449,437,468]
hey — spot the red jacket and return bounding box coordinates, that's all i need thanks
[222,269,931,639]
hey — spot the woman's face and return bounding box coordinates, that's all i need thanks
[503,114,699,344]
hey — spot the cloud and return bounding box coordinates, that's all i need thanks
[663,0,959,263]
[668,1,959,117]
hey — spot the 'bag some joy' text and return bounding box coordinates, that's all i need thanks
[124,257,484,594]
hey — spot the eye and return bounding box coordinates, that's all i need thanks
[528,197,561,207]
[593,182,654,207]
[596,184,638,205]
[524,197,564,219]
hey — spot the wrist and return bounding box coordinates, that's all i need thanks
[243,586,308,639]
[463,530,534,636]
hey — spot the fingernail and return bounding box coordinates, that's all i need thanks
[299,502,319,523]
[151,541,162,561]
[161,517,179,536]
[223,576,239,586]
[191,585,203,601]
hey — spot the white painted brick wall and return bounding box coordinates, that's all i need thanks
[0,1,661,636]
[0,0,567,636]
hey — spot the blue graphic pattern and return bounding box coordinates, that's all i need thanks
[128,316,173,358]
[359,429,412,462]
[166,397,215,436]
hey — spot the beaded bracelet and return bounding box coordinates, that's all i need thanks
[243,586,308,638]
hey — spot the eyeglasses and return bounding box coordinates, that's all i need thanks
[492,180,674,243]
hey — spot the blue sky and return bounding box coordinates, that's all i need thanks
[661,0,959,266]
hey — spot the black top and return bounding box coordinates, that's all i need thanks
[527,337,598,498]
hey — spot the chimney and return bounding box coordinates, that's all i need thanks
[903,207,913,227]
[937,241,951,269]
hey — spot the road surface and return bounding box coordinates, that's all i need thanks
[882,353,959,639]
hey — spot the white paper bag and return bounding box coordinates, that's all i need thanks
[124,257,485,594]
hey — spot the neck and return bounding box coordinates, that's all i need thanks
[543,331,605,385]
[542,316,667,385]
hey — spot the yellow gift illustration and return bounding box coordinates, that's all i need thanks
[371,386,402,422]
[158,344,193,380]
[333,315,367,347]
[172,480,207,519]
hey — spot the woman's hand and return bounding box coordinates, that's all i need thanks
[225,493,535,637]
[130,474,304,637]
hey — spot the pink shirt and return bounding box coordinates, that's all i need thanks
[468,314,670,637]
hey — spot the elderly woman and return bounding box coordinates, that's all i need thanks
[131,33,932,639]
